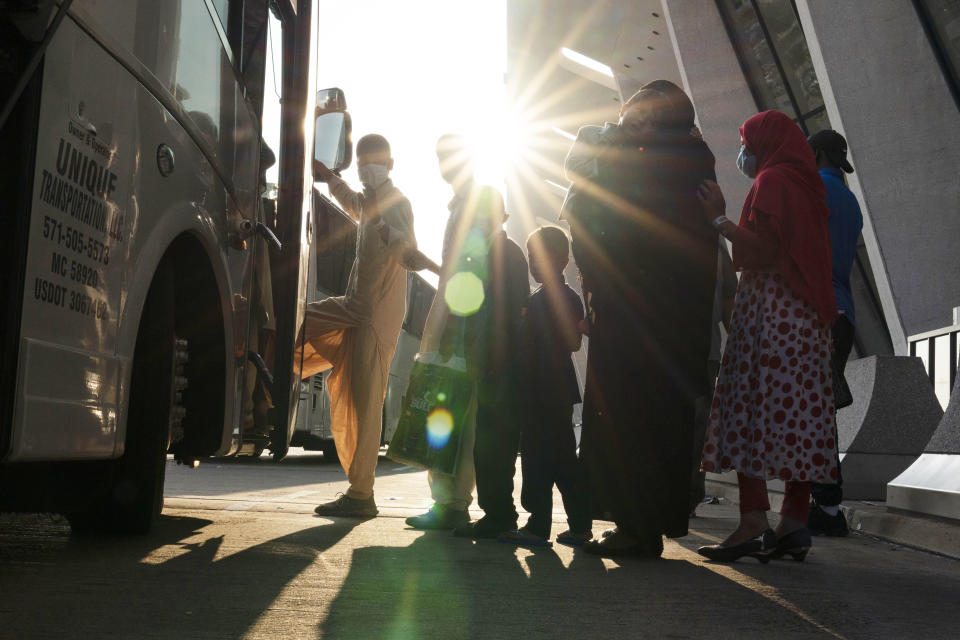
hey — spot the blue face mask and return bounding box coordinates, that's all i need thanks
[736,145,757,179]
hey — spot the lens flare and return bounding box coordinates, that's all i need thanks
[436,392,447,403]
[462,230,490,262]
[426,408,454,450]
[444,271,485,316]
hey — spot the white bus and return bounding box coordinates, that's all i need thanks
[0,0,354,532]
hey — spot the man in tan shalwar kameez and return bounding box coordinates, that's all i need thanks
[304,134,431,517]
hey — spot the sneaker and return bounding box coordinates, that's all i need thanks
[452,517,512,540]
[807,502,849,537]
[556,529,593,547]
[314,493,378,518]
[405,505,470,530]
[600,527,619,539]
[498,527,553,548]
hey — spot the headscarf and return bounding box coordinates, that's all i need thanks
[736,110,837,326]
[620,80,697,143]
[639,79,696,132]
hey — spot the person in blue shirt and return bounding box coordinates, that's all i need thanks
[807,129,863,537]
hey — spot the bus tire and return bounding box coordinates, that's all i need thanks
[69,262,175,534]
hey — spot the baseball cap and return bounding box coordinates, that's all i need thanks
[808,129,854,173]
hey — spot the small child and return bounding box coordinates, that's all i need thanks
[499,227,592,547]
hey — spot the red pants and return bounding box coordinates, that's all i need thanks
[738,473,810,524]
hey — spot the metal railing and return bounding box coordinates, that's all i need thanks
[909,324,960,409]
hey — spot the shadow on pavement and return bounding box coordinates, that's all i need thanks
[0,512,362,639]
[317,533,819,640]
[317,527,960,639]
[5,509,960,638]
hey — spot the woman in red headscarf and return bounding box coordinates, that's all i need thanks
[695,110,838,563]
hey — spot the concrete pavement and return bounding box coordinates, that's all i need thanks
[1,451,959,639]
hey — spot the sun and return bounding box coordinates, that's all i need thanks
[466,100,536,191]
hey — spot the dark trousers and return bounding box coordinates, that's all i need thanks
[520,405,591,538]
[473,393,521,528]
[691,360,721,509]
[812,315,855,508]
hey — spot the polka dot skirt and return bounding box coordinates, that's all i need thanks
[701,269,838,483]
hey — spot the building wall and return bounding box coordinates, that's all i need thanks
[797,0,960,346]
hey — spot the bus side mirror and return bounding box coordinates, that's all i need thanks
[315,87,347,116]
[314,88,352,174]
[314,111,353,174]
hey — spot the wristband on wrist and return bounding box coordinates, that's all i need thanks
[711,215,728,229]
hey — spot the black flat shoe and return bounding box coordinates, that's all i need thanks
[765,528,812,562]
[697,529,776,563]
[452,517,514,540]
[583,531,663,558]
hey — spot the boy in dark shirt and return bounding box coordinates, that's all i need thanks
[448,187,531,539]
[499,226,592,547]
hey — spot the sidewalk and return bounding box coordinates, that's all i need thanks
[706,473,960,559]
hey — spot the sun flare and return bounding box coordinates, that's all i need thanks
[467,102,537,191]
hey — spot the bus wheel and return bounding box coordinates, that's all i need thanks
[69,263,176,534]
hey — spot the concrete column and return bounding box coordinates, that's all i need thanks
[836,356,943,500]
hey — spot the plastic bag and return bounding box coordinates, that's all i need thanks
[386,351,474,475]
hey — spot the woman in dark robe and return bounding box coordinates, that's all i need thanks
[561,80,718,557]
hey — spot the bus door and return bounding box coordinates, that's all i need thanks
[268,87,352,458]
[265,0,355,460]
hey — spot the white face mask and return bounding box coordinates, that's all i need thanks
[358,163,389,190]
[736,145,757,179]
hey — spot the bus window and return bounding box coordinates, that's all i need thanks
[173,3,228,149]
[313,194,357,297]
[403,275,436,339]
[262,10,283,190]
[170,0,258,210]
